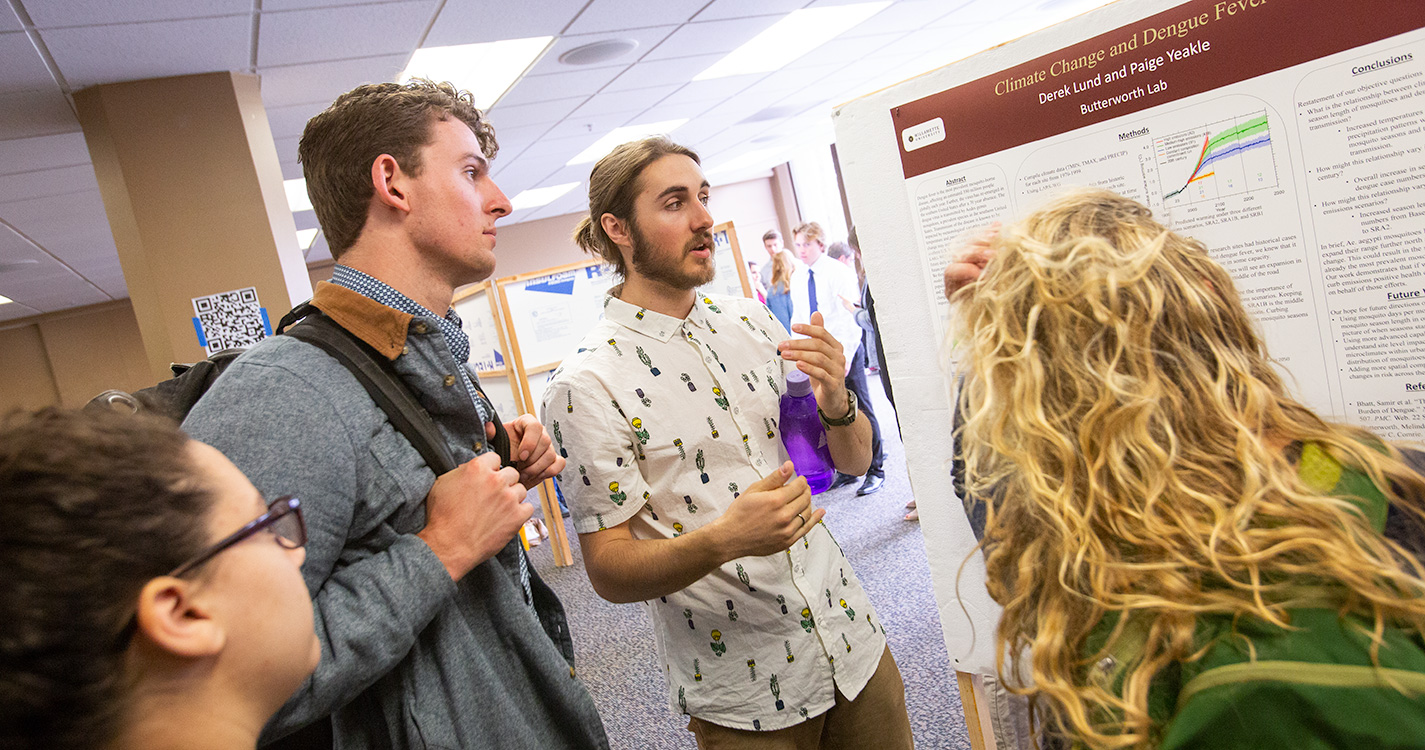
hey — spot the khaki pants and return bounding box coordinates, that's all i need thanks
[687,646,914,750]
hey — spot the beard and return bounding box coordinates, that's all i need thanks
[628,219,717,291]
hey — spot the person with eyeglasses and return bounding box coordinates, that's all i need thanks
[0,408,318,750]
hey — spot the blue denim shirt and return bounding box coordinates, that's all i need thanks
[185,282,607,750]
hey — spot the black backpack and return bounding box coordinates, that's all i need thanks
[91,301,512,473]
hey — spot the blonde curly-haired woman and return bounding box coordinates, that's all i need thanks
[947,188,1425,749]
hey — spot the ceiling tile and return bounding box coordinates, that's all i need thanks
[281,159,303,181]
[264,0,416,9]
[257,1,432,68]
[654,74,761,107]
[264,100,327,141]
[644,16,783,61]
[603,53,723,93]
[637,97,719,124]
[273,135,301,166]
[931,0,1039,26]
[2,190,113,255]
[485,97,584,130]
[496,66,624,109]
[25,0,249,28]
[569,85,679,118]
[424,0,585,47]
[540,110,637,142]
[838,0,955,37]
[0,132,90,175]
[783,31,902,70]
[0,164,99,204]
[693,0,808,22]
[0,89,79,142]
[42,15,251,89]
[565,0,697,35]
[523,25,677,77]
[258,54,408,107]
[0,31,59,93]
[85,268,129,299]
[0,4,20,32]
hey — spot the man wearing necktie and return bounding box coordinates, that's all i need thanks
[790,223,884,496]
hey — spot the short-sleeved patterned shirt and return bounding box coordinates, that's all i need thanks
[541,291,887,732]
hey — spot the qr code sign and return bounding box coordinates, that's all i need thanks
[192,286,269,356]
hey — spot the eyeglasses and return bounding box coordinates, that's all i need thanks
[168,496,307,578]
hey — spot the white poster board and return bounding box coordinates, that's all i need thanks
[498,263,618,373]
[698,220,754,300]
[835,0,1425,674]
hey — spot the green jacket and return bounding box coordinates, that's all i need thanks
[1083,443,1425,749]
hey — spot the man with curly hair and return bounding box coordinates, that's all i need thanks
[185,80,608,750]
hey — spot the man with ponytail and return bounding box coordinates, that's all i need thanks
[543,136,913,748]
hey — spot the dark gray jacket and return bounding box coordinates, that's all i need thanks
[185,283,608,750]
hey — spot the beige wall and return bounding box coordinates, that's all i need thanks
[0,301,153,412]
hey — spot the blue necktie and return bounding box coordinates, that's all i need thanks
[807,269,818,315]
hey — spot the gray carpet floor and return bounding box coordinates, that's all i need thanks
[528,372,974,750]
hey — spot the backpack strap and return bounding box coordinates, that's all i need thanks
[279,304,457,475]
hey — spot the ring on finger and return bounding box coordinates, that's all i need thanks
[796,512,807,526]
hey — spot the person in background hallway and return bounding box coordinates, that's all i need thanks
[845,229,910,515]
[748,260,767,304]
[802,230,884,497]
[0,408,319,750]
[546,136,913,749]
[766,247,797,334]
[184,80,606,749]
[949,187,1425,749]
[760,228,786,281]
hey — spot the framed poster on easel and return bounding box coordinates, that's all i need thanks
[494,261,621,568]
[701,220,753,299]
[451,280,570,564]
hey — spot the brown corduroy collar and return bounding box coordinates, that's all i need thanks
[309,281,412,360]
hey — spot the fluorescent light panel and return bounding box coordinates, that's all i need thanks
[284,178,312,213]
[401,36,553,109]
[511,181,581,211]
[566,120,689,166]
[296,228,320,250]
[0,294,12,305]
[695,2,890,81]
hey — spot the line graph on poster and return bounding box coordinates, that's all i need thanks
[1155,110,1280,205]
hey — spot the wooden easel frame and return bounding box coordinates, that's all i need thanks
[711,220,754,299]
[492,259,612,568]
[452,280,575,566]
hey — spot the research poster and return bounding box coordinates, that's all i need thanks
[834,0,1425,674]
[893,0,1425,441]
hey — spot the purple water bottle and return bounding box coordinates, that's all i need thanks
[779,370,835,494]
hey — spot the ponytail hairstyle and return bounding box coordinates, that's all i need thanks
[574,136,700,278]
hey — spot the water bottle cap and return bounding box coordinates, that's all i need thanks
[785,369,812,396]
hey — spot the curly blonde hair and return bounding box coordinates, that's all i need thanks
[952,188,1425,748]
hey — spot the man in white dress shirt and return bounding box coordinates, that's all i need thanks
[790,223,885,495]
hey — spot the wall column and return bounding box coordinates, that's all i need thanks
[76,71,312,381]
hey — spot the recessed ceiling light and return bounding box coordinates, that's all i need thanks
[566,120,690,166]
[0,294,13,305]
[695,2,890,81]
[284,178,312,213]
[296,228,320,250]
[559,39,639,66]
[401,36,554,108]
[511,182,582,211]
